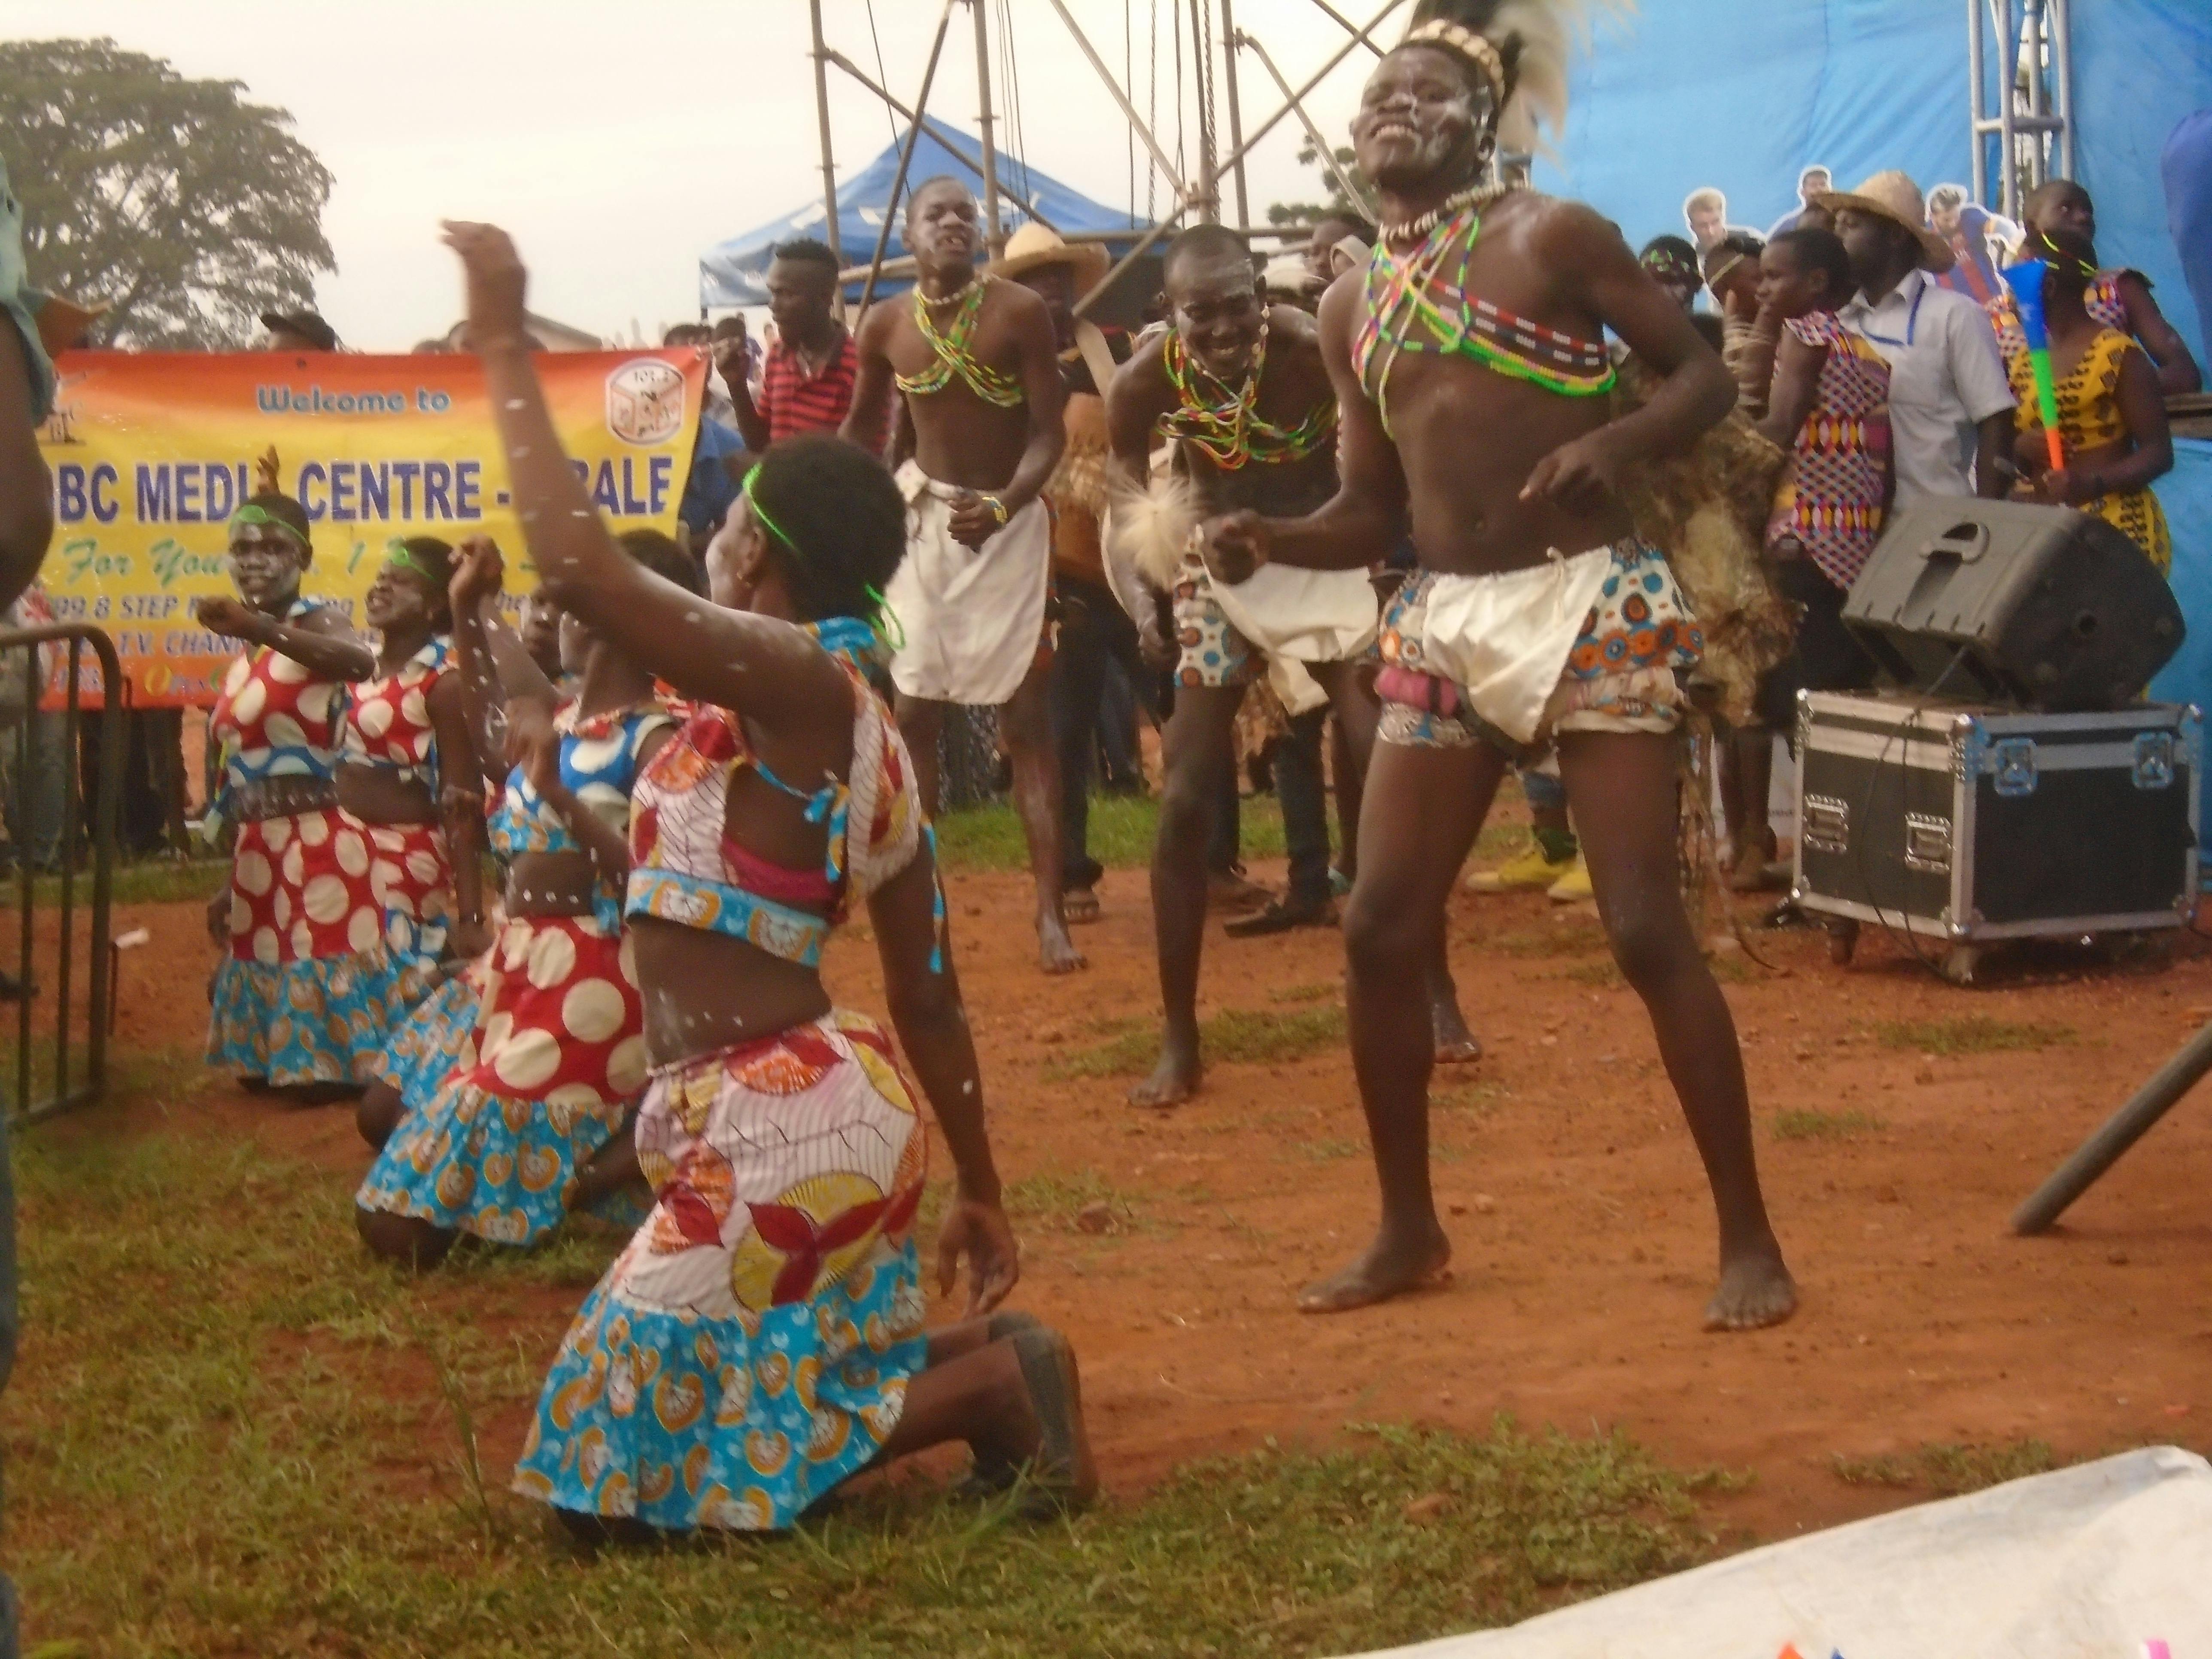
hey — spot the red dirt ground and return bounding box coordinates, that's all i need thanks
[56,860,2212,1544]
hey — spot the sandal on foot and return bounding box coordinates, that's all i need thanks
[1005,1327,1093,1518]
[1063,888,1103,926]
[1223,896,1338,938]
[956,1313,1051,1498]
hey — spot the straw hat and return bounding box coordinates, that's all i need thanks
[990,222,1109,292]
[29,291,109,354]
[1812,171,1956,272]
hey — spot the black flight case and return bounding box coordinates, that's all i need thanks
[1791,690,2202,983]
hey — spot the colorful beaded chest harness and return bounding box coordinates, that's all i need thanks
[1353,186,1616,436]
[895,274,1025,408]
[1160,321,1338,469]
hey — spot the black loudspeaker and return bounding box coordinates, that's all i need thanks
[1842,498,2185,712]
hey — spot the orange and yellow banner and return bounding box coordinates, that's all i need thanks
[35,348,707,707]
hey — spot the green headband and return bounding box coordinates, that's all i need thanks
[383,537,429,577]
[742,467,905,652]
[741,465,799,558]
[228,504,308,550]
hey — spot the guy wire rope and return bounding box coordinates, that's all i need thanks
[864,0,899,152]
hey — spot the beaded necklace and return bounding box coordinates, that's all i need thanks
[1353,191,1616,438]
[895,274,1025,408]
[1159,323,1338,470]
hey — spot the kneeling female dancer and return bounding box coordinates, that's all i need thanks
[359,571,567,1149]
[202,480,486,1097]
[355,534,693,1264]
[445,221,1094,1534]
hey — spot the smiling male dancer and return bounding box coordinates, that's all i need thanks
[1205,0,1796,1328]
[844,176,1081,973]
[1107,223,1477,1108]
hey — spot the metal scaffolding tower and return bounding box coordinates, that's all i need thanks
[1970,0,2074,218]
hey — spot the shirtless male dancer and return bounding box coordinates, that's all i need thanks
[845,177,1081,973]
[1206,0,1796,1329]
[1108,224,1477,1108]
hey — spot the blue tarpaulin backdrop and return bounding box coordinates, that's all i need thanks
[699,126,1142,309]
[1534,0,2212,367]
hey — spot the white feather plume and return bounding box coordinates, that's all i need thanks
[1104,471,1200,595]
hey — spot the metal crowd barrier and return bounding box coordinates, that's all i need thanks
[0,623,123,1122]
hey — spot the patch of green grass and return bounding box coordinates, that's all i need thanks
[1489,921,1611,959]
[1288,1137,1366,1162]
[7,1120,1729,1657]
[18,853,229,909]
[1045,1005,1346,1082]
[936,794,1288,875]
[1872,1017,2073,1056]
[1559,960,1623,987]
[1771,1108,1884,1142]
[1434,1082,1508,1114]
[1003,1168,1149,1232]
[1269,981,1338,1006]
[1832,1440,2057,1496]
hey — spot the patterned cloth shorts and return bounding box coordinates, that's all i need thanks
[1171,559,1257,689]
[1375,540,1703,757]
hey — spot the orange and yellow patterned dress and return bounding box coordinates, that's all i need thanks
[2008,327,2172,574]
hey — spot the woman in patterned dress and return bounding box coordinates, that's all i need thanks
[447,220,1094,1536]
[199,462,379,1100]
[1988,180,2202,397]
[1712,226,1897,893]
[354,532,694,1263]
[2006,227,2177,574]
[358,577,567,1149]
[333,537,491,1018]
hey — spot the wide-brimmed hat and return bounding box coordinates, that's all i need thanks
[260,307,340,350]
[1812,172,1955,272]
[29,291,109,354]
[989,222,1109,292]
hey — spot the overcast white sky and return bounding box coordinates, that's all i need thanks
[15,0,1395,349]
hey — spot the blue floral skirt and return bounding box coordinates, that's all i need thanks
[206,948,435,1088]
[511,1011,931,1530]
[364,971,479,1110]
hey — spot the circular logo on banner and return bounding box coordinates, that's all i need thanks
[605,359,687,447]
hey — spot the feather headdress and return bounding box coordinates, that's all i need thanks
[1403,0,1634,158]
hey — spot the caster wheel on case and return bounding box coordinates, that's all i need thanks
[1941,945,1981,986]
[1824,918,1858,966]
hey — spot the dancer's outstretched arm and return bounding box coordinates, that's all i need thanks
[446,222,848,738]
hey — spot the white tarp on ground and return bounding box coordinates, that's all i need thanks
[1350,1447,2211,1659]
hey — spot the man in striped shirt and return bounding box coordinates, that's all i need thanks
[726,240,881,450]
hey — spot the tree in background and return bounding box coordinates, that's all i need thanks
[1265,137,1374,229]
[0,38,333,349]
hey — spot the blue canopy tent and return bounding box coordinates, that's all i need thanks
[699,125,1145,309]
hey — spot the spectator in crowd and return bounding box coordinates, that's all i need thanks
[994,223,1142,925]
[662,319,734,425]
[1683,186,1730,252]
[1304,209,1378,298]
[1824,171,2015,504]
[1988,179,2203,397]
[1702,230,1767,415]
[1927,183,2021,307]
[1728,225,1893,891]
[663,320,746,546]
[2008,225,2176,574]
[258,308,339,352]
[727,239,880,452]
[2163,111,2212,363]
[1766,166,1833,238]
[1640,235,1703,312]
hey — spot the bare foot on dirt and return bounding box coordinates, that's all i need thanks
[1063,886,1102,925]
[1297,1223,1452,1313]
[1702,1243,1799,1331]
[1038,914,1087,975]
[1431,999,1482,1065]
[1128,1037,1200,1109]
